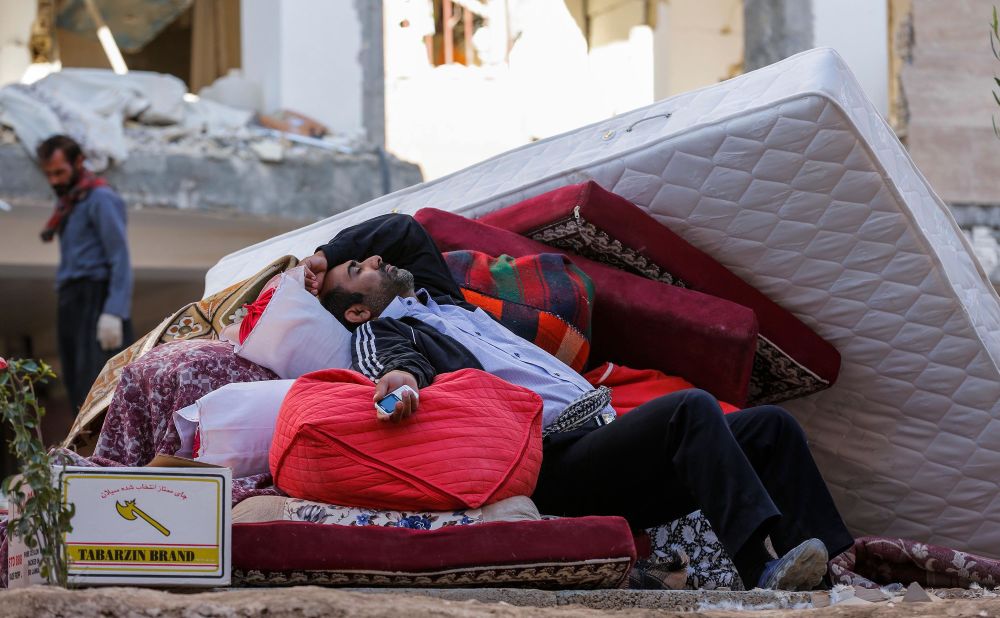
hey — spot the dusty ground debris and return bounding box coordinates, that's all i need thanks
[2,587,1000,617]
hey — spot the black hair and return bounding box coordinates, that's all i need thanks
[320,286,365,330]
[36,134,83,164]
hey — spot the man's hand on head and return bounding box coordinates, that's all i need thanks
[374,370,419,423]
[300,251,327,296]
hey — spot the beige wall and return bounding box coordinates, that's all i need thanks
[0,1,36,86]
[902,0,1000,205]
[653,0,744,100]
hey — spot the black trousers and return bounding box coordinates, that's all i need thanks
[57,279,133,412]
[532,389,853,561]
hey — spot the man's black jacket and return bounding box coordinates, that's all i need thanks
[316,214,484,386]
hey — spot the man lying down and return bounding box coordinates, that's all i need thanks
[297,213,854,592]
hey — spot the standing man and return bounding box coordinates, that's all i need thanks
[37,135,133,412]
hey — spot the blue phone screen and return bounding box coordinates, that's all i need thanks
[378,393,401,414]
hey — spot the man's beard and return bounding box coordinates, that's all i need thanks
[365,265,415,316]
[53,170,81,197]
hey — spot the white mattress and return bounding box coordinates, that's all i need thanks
[206,49,1000,557]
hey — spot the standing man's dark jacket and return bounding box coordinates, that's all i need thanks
[54,184,134,411]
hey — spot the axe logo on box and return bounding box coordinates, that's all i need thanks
[115,500,171,536]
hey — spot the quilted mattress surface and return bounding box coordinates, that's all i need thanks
[206,49,1000,556]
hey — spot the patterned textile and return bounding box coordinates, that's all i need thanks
[94,339,278,467]
[63,255,298,450]
[542,386,613,437]
[233,558,632,589]
[283,498,483,529]
[443,251,593,372]
[233,474,284,506]
[647,510,743,591]
[829,536,1000,590]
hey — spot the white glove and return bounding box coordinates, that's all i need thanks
[96,313,124,351]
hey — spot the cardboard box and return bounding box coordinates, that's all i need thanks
[8,457,231,587]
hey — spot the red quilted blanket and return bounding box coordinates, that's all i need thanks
[270,368,543,511]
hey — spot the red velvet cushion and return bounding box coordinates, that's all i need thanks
[415,208,758,407]
[232,516,636,589]
[443,251,593,372]
[479,181,841,406]
[270,368,543,511]
[583,362,740,415]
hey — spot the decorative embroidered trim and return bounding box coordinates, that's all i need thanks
[543,386,613,437]
[529,217,688,288]
[233,557,632,589]
[747,336,829,406]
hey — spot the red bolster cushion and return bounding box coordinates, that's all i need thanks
[270,368,543,511]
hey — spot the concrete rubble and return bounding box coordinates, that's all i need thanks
[0,124,423,222]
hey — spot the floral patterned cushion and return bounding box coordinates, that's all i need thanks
[829,536,1000,589]
[646,511,743,590]
[233,495,541,529]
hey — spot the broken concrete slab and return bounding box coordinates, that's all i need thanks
[902,581,934,603]
[0,137,422,221]
[249,139,285,163]
[854,585,891,602]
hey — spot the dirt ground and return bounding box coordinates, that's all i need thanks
[1,587,1000,618]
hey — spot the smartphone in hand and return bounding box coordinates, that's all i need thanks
[375,384,417,416]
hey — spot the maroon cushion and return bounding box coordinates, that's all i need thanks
[415,208,758,407]
[479,181,841,405]
[233,516,636,589]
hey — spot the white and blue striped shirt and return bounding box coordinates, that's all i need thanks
[365,289,613,428]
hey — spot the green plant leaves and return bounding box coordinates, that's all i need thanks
[1,358,73,587]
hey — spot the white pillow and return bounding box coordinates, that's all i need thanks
[173,379,295,477]
[234,266,352,378]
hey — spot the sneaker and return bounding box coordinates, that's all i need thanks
[628,549,689,590]
[756,538,828,591]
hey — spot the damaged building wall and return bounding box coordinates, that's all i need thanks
[384,0,745,180]
[744,0,889,117]
[894,0,1000,286]
[900,0,1000,205]
[0,136,421,219]
[0,2,36,85]
[241,0,369,140]
[652,0,743,101]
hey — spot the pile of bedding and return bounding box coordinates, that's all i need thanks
[7,47,997,590]
[201,48,1000,557]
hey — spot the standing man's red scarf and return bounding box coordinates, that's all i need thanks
[40,170,108,242]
